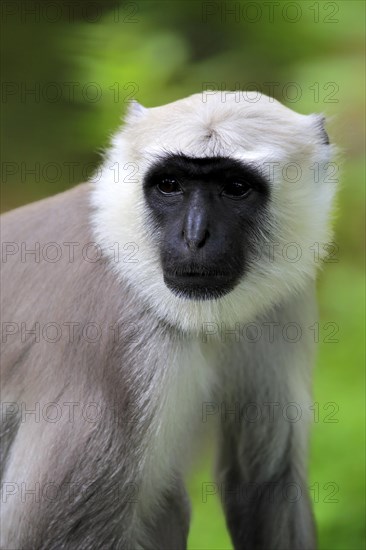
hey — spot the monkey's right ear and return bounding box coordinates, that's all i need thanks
[316,115,330,145]
[124,100,148,123]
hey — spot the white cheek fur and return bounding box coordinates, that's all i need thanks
[90,92,337,333]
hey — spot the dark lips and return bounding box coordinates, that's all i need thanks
[163,271,236,300]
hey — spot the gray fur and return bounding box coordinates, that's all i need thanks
[1,183,316,549]
[215,290,317,549]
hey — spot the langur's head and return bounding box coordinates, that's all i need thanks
[92,92,337,332]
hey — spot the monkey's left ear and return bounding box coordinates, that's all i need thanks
[316,115,330,145]
[124,100,147,123]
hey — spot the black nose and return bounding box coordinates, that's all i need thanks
[182,205,210,250]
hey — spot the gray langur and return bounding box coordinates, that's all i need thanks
[0,91,337,549]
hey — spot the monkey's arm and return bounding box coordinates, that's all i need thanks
[0,185,142,549]
[216,287,317,550]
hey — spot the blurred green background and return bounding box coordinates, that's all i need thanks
[1,1,364,548]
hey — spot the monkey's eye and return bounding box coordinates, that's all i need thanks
[157,178,182,195]
[222,181,252,199]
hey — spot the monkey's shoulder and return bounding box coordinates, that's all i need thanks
[0,183,128,326]
[1,183,92,243]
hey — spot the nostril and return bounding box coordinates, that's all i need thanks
[185,229,209,250]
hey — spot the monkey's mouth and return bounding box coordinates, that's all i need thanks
[173,269,230,278]
[163,269,237,300]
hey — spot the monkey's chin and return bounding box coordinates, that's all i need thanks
[163,274,237,301]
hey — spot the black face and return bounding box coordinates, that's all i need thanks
[143,154,270,300]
